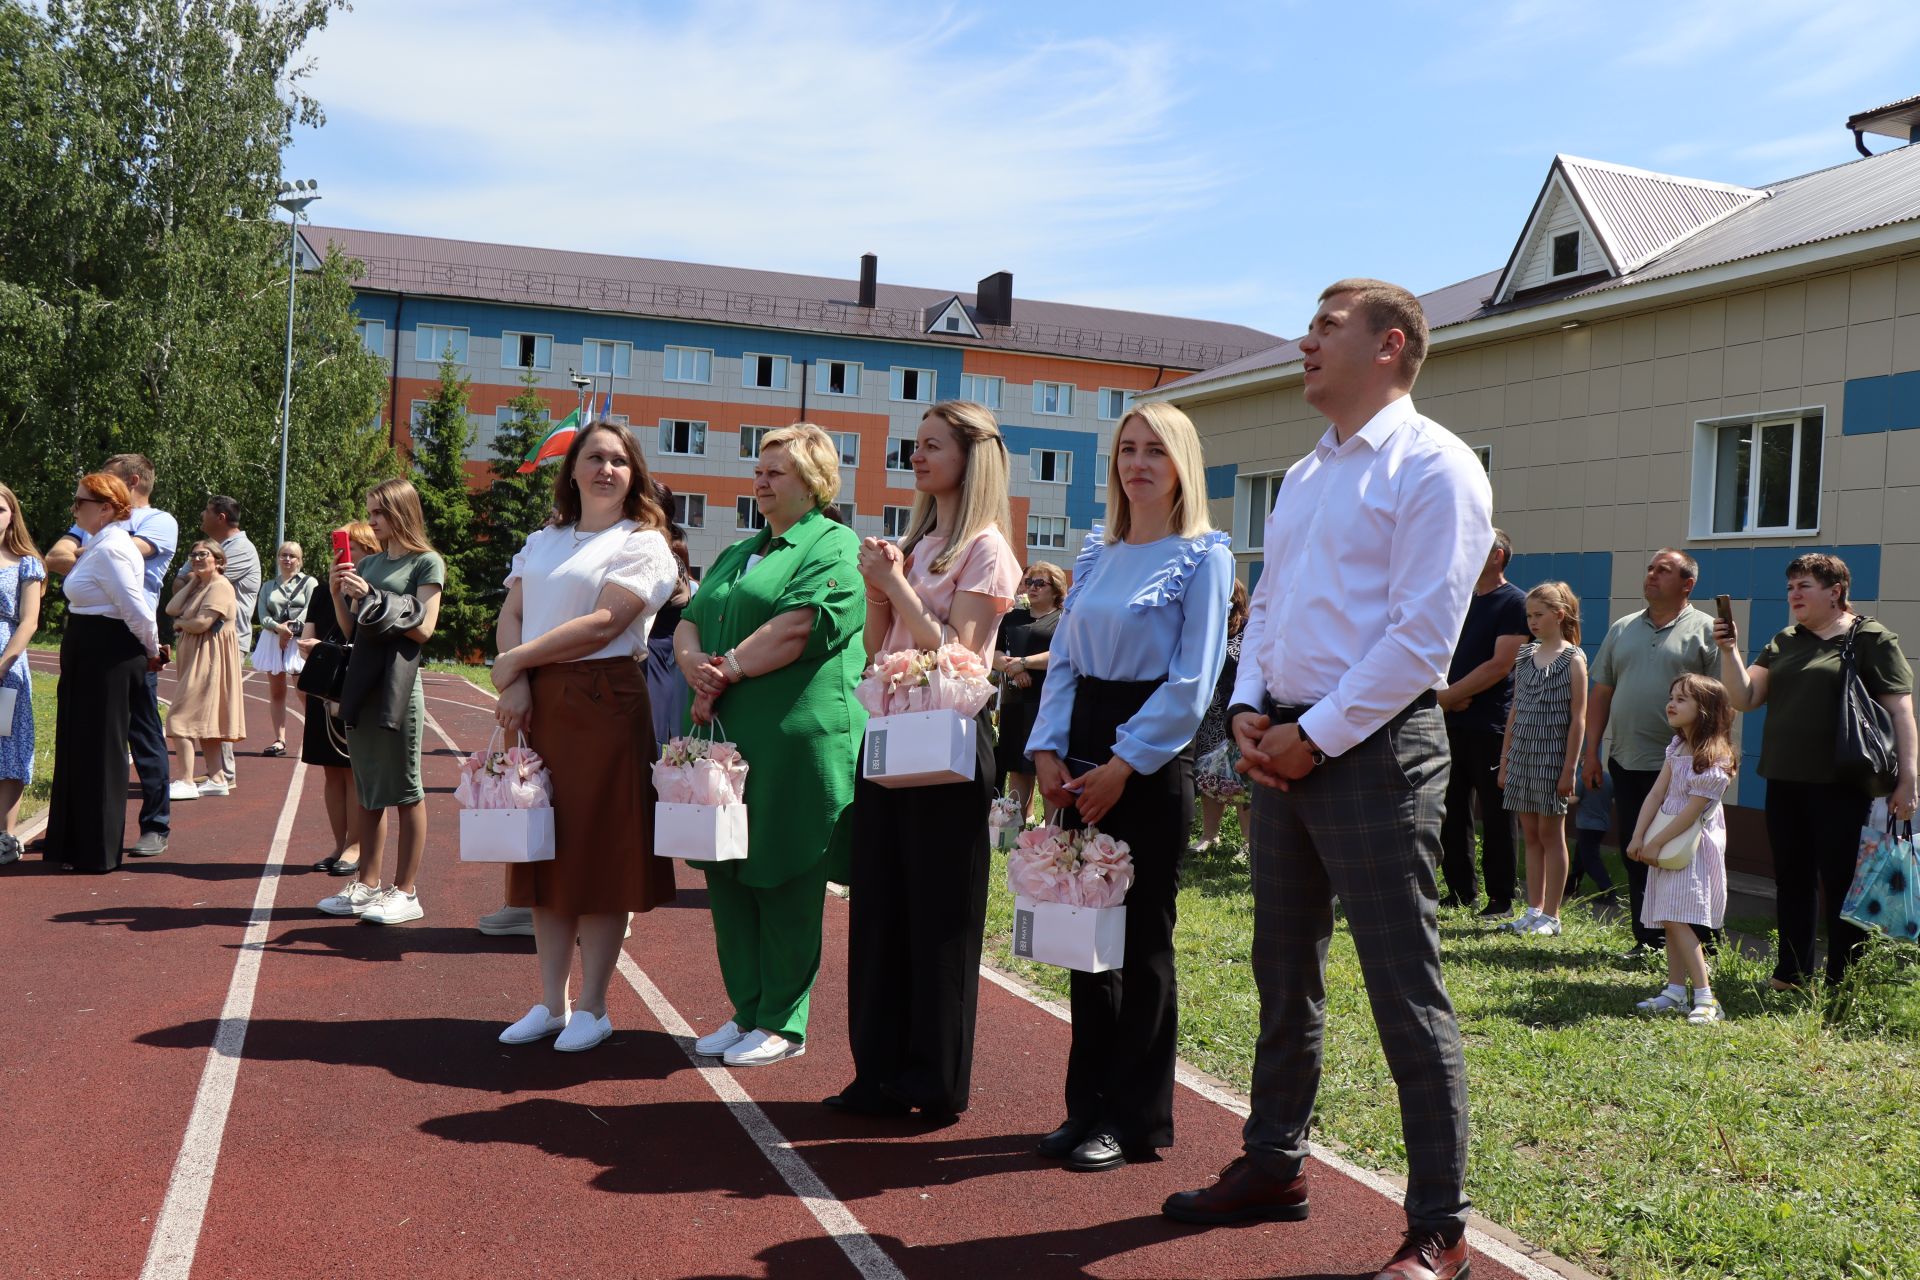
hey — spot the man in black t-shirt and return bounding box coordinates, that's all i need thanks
[1436,530,1529,913]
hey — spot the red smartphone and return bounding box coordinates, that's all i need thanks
[331,529,352,566]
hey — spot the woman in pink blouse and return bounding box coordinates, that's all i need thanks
[827,400,1021,1122]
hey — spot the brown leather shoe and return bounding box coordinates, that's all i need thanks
[1161,1155,1309,1224]
[1374,1228,1470,1280]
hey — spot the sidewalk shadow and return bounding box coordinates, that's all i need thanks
[135,1016,683,1092]
[50,904,258,931]
[251,922,533,962]
[115,859,293,882]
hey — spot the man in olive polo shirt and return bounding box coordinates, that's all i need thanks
[1583,548,1719,956]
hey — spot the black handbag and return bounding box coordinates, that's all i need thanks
[297,638,352,705]
[1835,617,1898,797]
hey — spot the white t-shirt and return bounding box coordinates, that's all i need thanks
[505,521,678,661]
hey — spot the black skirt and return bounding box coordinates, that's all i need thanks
[45,614,149,872]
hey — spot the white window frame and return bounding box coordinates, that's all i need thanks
[739,425,773,459]
[355,318,386,357]
[1095,452,1111,489]
[736,496,766,532]
[1549,230,1582,280]
[581,338,632,379]
[604,413,630,429]
[501,330,554,371]
[1235,470,1285,552]
[409,399,431,431]
[831,502,856,524]
[741,352,790,391]
[1688,407,1825,540]
[958,373,1003,409]
[886,437,916,472]
[662,345,713,384]
[882,505,914,539]
[1026,514,1069,550]
[1033,381,1073,416]
[672,493,706,529]
[658,418,708,457]
[816,359,862,397]
[890,366,936,403]
[414,324,469,364]
[831,431,860,467]
[1031,449,1072,485]
[1097,388,1131,421]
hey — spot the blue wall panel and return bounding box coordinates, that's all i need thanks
[1205,462,1237,500]
[1002,424,1104,528]
[1841,370,1920,435]
[1506,550,1612,659]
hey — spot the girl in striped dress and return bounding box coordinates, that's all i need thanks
[1497,582,1587,936]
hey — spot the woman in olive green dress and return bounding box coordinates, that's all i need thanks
[674,424,866,1068]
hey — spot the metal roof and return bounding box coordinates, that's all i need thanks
[1558,155,1765,274]
[305,225,1281,372]
[1849,93,1920,140]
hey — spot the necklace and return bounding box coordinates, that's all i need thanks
[1030,606,1061,625]
[571,521,616,545]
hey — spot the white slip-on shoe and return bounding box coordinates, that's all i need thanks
[499,1004,568,1045]
[692,1020,748,1057]
[318,881,382,916]
[476,905,535,937]
[197,777,229,797]
[168,780,201,802]
[723,1029,806,1068]
[360,887,423,925]
[554,1011,612,1053]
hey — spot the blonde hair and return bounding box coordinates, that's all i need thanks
[367,477,433,556]
[0,483,42,561]
[1023,559,1069,605]
[1527,581,1582,646]
[760,423,842,507]
[900,400,1012,575]
[1104,404,1214,543]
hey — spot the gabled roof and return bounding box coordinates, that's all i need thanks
[923,295,981,338]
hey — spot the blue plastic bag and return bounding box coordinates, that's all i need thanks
[1841,820,1920,944]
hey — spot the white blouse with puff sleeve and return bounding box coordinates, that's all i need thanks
[505,521,679,661]
[64,525,160,657]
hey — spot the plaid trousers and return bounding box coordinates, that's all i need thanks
[1241,701,1471,1235]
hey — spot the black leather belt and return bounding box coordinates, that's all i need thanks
[1263,688,1437,725]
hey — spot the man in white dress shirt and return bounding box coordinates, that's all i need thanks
[1162,280,1491,1280]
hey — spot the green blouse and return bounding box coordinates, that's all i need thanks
[681,509,867,887]
[1755,617,1913,782]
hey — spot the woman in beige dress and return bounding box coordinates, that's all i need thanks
[165,540,247,799]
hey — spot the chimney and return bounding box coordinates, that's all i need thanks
[976,271,1013,326]
[858,253,877,308]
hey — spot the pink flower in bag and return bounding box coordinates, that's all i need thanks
[653,733,750,806]
[1005,822,1133,908]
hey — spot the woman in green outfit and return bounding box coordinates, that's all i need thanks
[674,424,866,1068]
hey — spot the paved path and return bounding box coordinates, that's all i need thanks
[2,663,1572,1279]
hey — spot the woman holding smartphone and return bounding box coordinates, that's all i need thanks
[829,400,1019,1121]
[1029,403,1232,1171]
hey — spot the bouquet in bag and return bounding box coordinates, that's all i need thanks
[989,793,1025,850]
[653,732,750,806]
[1196,739,1250,802]
[856,643,996,718]
[1006,821,1134,909]
[454,735,552,809]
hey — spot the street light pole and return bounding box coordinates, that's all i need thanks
[272,179,321,556]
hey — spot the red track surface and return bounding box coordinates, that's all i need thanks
[2,666,1545,1280]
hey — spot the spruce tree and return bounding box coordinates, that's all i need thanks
[409,350,487,659]
[471,370,561,633]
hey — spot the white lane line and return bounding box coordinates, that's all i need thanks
[974,964,1569,1280]
[137,760,309,1280]
[616,953,906,1280]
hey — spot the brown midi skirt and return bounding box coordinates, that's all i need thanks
[507,657,675,916]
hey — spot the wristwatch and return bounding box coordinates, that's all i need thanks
[1297,726,1327,767]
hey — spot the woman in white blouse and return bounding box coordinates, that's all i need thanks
[47,472,161,873]
[490,423,680,1054]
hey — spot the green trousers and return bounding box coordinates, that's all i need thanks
[702,860,830,1041]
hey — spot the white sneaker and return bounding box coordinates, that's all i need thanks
[499,1004,568,1045]
[318,881,382,916]
[1501,907,1542,933]
[723,1029,805,1067]
[1525,915,1563,936]
[197,777,229,797]
[168,779,201,802]
[360,887,423,925]
[476,905,535,937]
[692,1020,749,1057]
[554,1010,612,1052]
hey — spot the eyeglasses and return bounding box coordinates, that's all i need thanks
[1021,577,1048,588]
[189,551,213,561]
[72,495,108,506]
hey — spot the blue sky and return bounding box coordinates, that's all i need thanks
[284,0,1920,341]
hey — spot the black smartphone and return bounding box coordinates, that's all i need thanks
[1714,594,1734,625]
[1065,756,1104,785]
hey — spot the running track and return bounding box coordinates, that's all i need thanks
[2,661,1577,1279]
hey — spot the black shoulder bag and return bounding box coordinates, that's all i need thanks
[1835,617,1898,798]
[297,638,352,706]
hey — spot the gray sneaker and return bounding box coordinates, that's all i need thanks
[128,831,168,857]
[476,904,535,936]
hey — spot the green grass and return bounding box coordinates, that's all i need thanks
[425,659,495,694]
[984,812,1920,1280]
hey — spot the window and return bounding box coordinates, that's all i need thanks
[830,502,856,525]
[658,418,708,456]
[1551,231,1580,278]
[882,505,914,538]
[355,319,385,356]
[581,338,632,378]
[958,373,1003,409]
[739,425,773,459]
[1033,381,1073,415]
[1472,444,1493,473]
[1236,472,1283,551]
[662,345,712,383]
[742,353,789,390]
[816,360,861,396]
[409,399,431,430]
[501,331,553,371]
[890,366,936,403]
[1695,411,1823,536]
[604,413,630,429]
[941,313,965,332]
[736,496,766,532]
[886,437,915,471]
[1095,452,1111,488]
[1027,515,1068,550]
[1031,449,1071,484]
[831,431,860,467]
[414,324,469,364]
[496,405,551,435]
[672,493,706,529]
[1098,388,1131,421]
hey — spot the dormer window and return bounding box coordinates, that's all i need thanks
[1551,231,1581,278]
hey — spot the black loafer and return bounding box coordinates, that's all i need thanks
[1066,1130,1127,1172]
[822,1087,912,1117]
[1036,1120,1092,1159]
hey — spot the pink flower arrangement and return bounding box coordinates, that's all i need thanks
[653,734,750,806]
[1006,822,1133,909]
[988,795,1024,831]
[455,741,552,810]
[856,643,996,717]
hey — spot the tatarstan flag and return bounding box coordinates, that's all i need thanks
[517,408,580,474]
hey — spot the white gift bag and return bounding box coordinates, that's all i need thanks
[459,806,556,863]
[0,685,16,737]
[655,801,749,861]
[861,709,975,788]
[1011,894,1127,973]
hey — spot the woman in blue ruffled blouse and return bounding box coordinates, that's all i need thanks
[1029,402,1234,1172]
